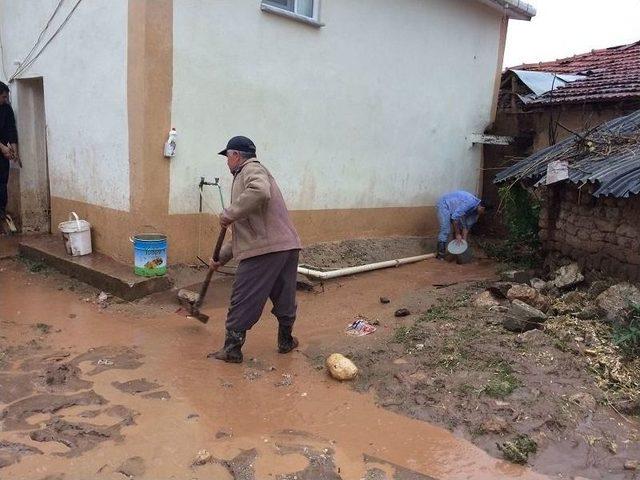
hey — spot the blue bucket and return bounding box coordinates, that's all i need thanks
[132,234,167,277]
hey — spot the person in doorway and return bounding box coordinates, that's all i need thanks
[208,136,302,363]
[435,190,489,259]
[0,81,19,219]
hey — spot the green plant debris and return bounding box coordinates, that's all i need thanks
[498,434,538,464]
[612,303,640,357]
[483,362,520,398]
[482,185,542,269]
[392,325,411,344]
[19,256,49,273]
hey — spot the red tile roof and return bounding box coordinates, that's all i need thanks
[510,40,640,105]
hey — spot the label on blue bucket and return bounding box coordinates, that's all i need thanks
[133,235,167,277]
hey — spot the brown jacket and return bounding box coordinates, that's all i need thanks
[218,160,301,264]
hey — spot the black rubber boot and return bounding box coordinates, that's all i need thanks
[277,325,299,354]
[436,241,447,260]
[208,329,246,363]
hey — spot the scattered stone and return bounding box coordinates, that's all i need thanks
[503,300,547,333]
[177,289,199,304]
[488,282,513,298]
[379,297,390,304]
[326,353,358,381]
[473,291,501,308]
[97,292,110,303]
[596,283,640,325]
[117,456,145,478]
[500,270,536,284]
[275,374,293,387]
[243,370,262,381]
[481,416,510,434]
[506,284,550,312]
[568,392,596,411]
[529,278,546,291]
[551,263,584,289]
[394,308,410,317]
[624,460,638,471]
[192,449,213,466]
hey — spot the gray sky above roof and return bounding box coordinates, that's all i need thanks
[504,0,640,68]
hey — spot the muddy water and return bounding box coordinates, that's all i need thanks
[0,259,548,479]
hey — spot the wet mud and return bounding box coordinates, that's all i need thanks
[111,378,160,395]
[1,256,554,479]
[1,391,106,431]
[0,441,42,468]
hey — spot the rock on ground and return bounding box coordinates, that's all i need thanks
[326,354,358,381]
[596,283,640,325]
[506,284,550,312]
[192,449,213,466]
[473,291,501,308]
[551,263,584,289]
[529,278,546,291]
[503,300,547,333]
[500,270,536,284]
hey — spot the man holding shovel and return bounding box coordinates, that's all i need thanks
[208,136,302,363]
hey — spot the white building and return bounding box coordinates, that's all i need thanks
[0,0,535,264]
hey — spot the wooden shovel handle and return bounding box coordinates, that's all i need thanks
[193,227,227,310]
[213,226,227,262]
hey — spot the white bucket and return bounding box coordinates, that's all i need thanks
[58,212,92,256]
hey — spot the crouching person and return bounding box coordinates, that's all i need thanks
[436,190,490,259]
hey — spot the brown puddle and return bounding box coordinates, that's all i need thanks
[0,258,549,479]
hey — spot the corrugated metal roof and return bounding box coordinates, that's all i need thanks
[508,40,640,105]
[494,110,640,198]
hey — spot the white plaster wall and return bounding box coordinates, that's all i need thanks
[170,0,502,214]
[0,0,130,211]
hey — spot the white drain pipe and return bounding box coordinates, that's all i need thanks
[297,253,436,280]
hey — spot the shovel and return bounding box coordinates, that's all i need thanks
[178,226,227,323]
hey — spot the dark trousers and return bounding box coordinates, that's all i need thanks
[0,159,8,213]
[226,249,299,332]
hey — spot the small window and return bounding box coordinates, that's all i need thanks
[261,0,323,27]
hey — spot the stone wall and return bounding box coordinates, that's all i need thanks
[539,185,640,281]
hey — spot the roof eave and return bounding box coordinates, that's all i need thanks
[476,0,536,21]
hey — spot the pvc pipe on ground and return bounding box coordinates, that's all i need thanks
[297,253,436,280]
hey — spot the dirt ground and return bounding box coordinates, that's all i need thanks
[0,245,638,479]
[300,236,435,269]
